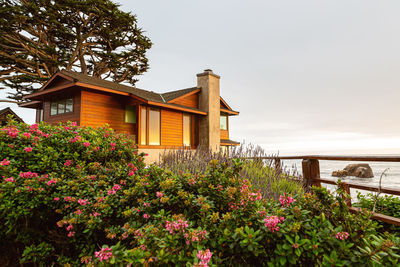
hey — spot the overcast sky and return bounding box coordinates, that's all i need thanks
[3,0,400,155]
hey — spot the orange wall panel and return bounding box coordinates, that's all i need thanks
[172,93,199,109]
[80,90,136,136]
[161,109,183,146]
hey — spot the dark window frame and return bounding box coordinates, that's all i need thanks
[50,97,74,116]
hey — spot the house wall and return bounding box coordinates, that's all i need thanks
[80,89,136,136]
[220,115,229,140]
[161,109,183,146]
[172,93,199,108]
[41,89,81,124]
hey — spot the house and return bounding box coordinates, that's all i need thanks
[20,69,239,162]
[0,107,24,126]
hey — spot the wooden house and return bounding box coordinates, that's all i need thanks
[21,69,239,162]
[0,107,24,126]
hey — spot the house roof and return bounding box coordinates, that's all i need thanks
[0,107,24,123]
[220,139,240,146]
[23,70,238,116]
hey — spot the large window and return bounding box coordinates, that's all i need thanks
[140,106,147,145]
[125,106,137,123]
[220,115,228,130]
[183,114,191,146]
[50,98,73,115]
[148,108,160,145]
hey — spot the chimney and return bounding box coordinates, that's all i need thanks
[197,69,220,151]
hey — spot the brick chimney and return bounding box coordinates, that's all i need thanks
[197,69,220,151]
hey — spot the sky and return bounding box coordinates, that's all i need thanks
[2,0,400,155]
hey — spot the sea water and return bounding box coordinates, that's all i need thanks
[280,158,400,200]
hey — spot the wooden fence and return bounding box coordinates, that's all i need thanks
[243,155,400,226]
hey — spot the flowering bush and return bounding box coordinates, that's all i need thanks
[1,120,399,266]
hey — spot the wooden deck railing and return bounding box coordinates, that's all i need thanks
[242,155,400,226]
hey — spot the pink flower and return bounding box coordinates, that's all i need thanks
[91,212,100,217]
[69,136,81,143]
[165,218,189,234]
[54,197,60,201]
[47,179,57,186]
[78,199,89,206]
[279,193,296,208]
[64,196,72,202]
[110,142,116,150]
[335,231,349,240]
[95,247,113,263]
[143,213,150,219]
[197,249,212,266]
[22,132,31,138]
[113,184,121,191]
[4,177,15,183]
[64,160,72,166]
[74,209,82,215]
[19,172,38,179]
[0,158,10,166]
[264,216,285,232]
[70,122,77,127]
[24,147,33,152]
[83,142,90,148]
[156,192,164,198]
[67,231,75,237]
[143,202,150,207]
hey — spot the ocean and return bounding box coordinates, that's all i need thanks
[280,158,400,200]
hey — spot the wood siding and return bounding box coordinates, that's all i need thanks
[41,89,81,125]
[220,116,229,140]
[221,130,229,140]
[161,109,183,146]
[80,90,136,136]
[172,93,199,108]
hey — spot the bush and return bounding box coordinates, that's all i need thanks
[1,121,399,266]
[158,145,303,200]
[354,192,400,233]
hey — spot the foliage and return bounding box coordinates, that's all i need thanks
[158,145,303,201]
[354,192,400,233]
[0,0,152,102]
[1,121,399,266]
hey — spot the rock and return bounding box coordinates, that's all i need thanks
[343,164,374,178]
[332,170,349,177]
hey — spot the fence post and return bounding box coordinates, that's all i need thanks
[302,159,321,188]
[274,158,282,175]
[341,182,352,207]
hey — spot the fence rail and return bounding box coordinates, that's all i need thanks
[241,155,400,226]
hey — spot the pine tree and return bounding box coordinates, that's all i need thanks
[0,0,152,103]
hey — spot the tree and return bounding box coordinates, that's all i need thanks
[0,0,152,103]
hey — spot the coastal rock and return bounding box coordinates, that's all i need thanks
[332,170,349,177]
[344,164,374,178]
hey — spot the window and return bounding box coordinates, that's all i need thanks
[125,106,137,123]
[50,98,73,115]
[38,108,44,122]
[140,106,147,145]
[183,114,191,146]
[220,115,228,130]
[148,108,160,145]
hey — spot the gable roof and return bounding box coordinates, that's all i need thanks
[0,107,24,123]
[162,87,199,102]
[23,70,238,116]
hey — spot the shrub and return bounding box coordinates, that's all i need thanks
[1,121,399,266]
[158,145,303,200]
[354,192,400,233]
